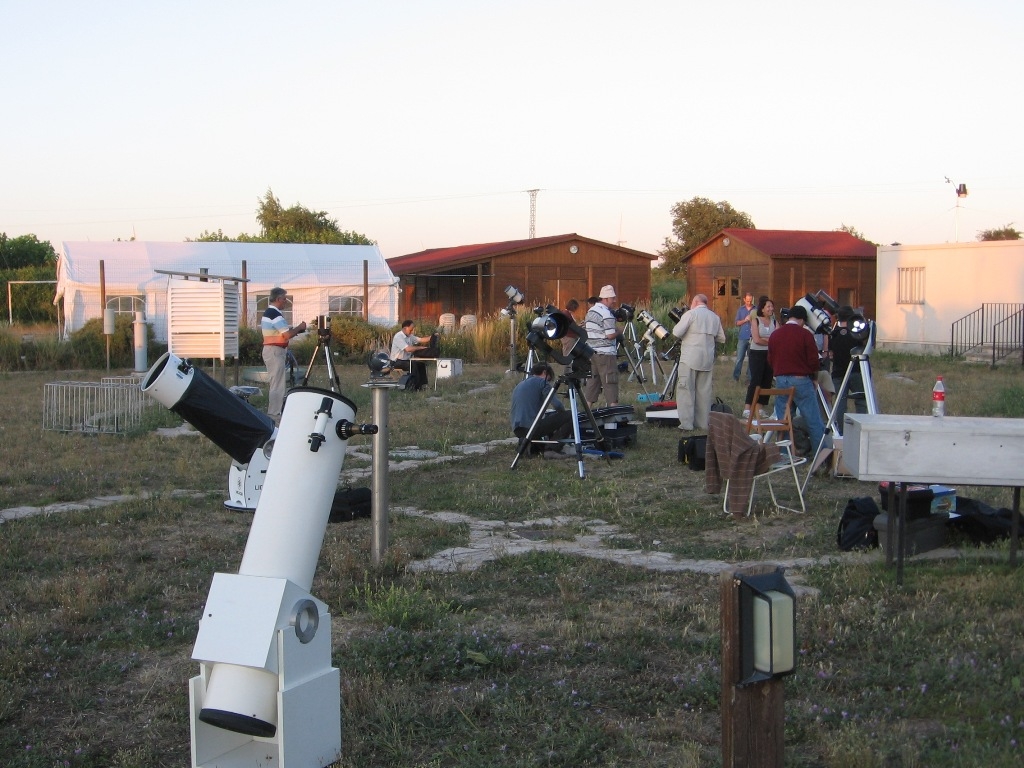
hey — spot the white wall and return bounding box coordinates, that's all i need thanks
[875,240,1024,354]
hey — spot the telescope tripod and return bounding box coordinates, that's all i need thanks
[658,343,681,401]
[802,353,878,491]
[510,371,608,479]
[619,322,652,396]
[300,336,342,393]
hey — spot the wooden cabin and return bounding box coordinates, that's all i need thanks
[386,234,657,323]
[682,229,877,327]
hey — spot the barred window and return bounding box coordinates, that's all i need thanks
[897,267,925,304]
[105,295,144,316]
[328,295,364,316]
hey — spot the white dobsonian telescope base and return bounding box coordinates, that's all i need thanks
[188,387,358,768]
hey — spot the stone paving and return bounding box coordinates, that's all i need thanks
[2,430,896,594]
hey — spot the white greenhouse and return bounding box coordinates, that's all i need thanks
[55,241,401,342]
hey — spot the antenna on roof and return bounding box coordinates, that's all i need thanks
[945,177,969,242]
[527,189,540,238]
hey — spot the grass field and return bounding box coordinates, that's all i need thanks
[1,353,1023,766]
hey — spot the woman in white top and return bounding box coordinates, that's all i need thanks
[742,296,777,419]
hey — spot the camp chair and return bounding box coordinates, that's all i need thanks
[734,387,807,514]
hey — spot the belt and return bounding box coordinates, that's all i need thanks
[263,343,288,348]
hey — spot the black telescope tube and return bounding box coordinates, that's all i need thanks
[142,354,275,464]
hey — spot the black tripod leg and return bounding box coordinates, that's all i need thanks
[300,347,319,387]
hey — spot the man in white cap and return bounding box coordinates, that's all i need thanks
[671,293,725,431]
[584,284,620,407]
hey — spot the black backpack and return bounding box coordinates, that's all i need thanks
[837,497,880,551]
[678,435,707,471]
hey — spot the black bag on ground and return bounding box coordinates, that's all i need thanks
[329,486,372,523]
[678,435,707,471]
[837,497,880,551]
[710,397,733,415]
[948,496,1023,544]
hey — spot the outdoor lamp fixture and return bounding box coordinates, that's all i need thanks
[736,567,796,685]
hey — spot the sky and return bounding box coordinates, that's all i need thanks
[2,0,1022,258]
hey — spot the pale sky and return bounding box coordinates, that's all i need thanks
[2,0,1021,258]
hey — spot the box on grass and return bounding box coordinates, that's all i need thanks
[878,482,957,519]
[873,512,950,557]
[436,359,463,379]
[645,401,680,427]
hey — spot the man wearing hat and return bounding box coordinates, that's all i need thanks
[584,285,621,407]
[261,287,307,425]
[671,294,726,431]
[767,304,826,454]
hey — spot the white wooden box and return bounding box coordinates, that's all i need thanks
[843,414,1024,485]
[436,359,463,379]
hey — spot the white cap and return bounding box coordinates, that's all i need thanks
[599,285,616,299]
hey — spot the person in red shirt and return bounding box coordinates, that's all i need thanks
[767,305,827,455]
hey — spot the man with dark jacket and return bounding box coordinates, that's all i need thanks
[767,305,827,454]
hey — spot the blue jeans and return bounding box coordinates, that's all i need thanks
[733,337,751,380]
[774,375,827,455]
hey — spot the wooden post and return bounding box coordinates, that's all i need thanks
[240,260,248,328]
[99,260,110,372]
[363,259,369,322]
[720,566,785,768]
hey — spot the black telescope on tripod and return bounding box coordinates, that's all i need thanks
[513,307,611,478]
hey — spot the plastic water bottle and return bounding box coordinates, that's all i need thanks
[932,376,945,417]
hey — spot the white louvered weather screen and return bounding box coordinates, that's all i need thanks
[166,277,240,359]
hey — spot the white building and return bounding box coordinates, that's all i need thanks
[55,241,400,341]
[875,240,1024,355]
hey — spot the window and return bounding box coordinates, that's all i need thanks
[730,278,740,297]
[897,267,925,305]
[255,293,293,324]
[105,295,144,316]
[329,295,363,316]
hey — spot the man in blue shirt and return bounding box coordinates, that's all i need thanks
[511,363,573,455]
[733,292,755,382]
[261,287,306,425]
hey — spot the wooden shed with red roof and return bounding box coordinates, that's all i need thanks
[682,228,877,328]
[386,234,657,323]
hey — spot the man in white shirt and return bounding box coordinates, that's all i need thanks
[583,285,620,407]
[671,294,726,431]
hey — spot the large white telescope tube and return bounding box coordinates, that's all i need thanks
[196,387,359,738]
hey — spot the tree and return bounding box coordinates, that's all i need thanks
[192,189,376,245]
[657,197,754,276]
[0,233,57,270]
[977,224,1021,241]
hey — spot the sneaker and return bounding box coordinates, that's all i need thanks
[742,409,751,419]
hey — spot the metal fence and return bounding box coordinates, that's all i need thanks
[42,377,155,434]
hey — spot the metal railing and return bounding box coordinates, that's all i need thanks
[42,377,154,434]
[991,308,1024,366]
[951,303,1024,358]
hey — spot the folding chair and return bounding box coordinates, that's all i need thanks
[729,386,807,515]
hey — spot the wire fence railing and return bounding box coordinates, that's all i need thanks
[42,377,155,434]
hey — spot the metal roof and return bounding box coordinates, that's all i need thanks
[687,229,877,260]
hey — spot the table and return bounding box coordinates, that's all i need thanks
[843,414,1023,583]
